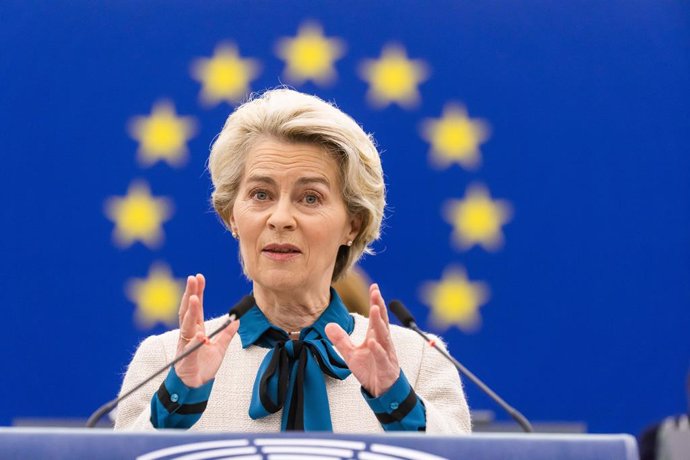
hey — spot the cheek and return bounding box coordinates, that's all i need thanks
[237,237,258,279]
[233,203,259,232]
[232,207,260,259]
[309,216,348,251]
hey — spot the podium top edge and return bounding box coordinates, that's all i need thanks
[0,426,636,442]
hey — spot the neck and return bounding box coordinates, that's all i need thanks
[253,284,331,332]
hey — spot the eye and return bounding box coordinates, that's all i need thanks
[250,189,270,201]
[302,192,321,205]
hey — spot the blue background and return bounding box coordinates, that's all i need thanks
[2,0,689,435]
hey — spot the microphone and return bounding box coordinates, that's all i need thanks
[388,300,534,433]
[85,295,255,428]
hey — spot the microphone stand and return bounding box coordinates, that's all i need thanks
[388,299,533,433]
[86,294,254,428]
[407,321,534,433]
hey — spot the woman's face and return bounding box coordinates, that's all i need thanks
[231,139,359,294]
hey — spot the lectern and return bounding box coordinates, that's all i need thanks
[0,428,638,459]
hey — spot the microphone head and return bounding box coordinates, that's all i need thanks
[228,295,255,319]
[388,300,416,328]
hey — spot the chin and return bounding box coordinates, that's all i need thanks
[254,268,306,292]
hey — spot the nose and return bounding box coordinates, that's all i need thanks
[267,196,296,231]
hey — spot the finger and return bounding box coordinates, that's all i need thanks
[176,332,191,355]
[369,338,391,369]
[187,276,205,331]
[369,303,399,363]
[176,315,203,355]
[370,303,393,351]
[175,329,206,369]
[370,283,389,327]
[181,294,203,339]
[178,276,196,324]
[196,273,206,307]
[366,303,382,342]
[213,319,240,352]
[325,323,354,361]
[192,293,207,333]
[369,338,399,395]
[196,330,210,346]
[180,330,208,352]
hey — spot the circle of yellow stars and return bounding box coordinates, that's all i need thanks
[104,20,514,331]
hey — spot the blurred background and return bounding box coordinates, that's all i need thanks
[2,0,689,436]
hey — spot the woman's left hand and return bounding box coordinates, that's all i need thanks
[325,283,400,397]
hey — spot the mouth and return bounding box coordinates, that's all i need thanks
[262,243,302,261]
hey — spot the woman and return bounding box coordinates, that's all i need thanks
[115,89,471,433]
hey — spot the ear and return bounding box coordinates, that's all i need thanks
[345,213,363,243]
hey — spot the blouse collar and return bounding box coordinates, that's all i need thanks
[238,288,354,348]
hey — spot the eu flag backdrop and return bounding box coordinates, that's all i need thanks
[2,0,689,435]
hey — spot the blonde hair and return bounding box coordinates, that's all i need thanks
[208,88,386,281]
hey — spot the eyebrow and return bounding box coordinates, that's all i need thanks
[246,175,331,188]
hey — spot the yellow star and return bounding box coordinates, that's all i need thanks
[126,262,184,328]
[443,183,512,251]
[421,104,490,170]
[420,266,489,331]
[127,100,197,167]
[191,43,261,106]
[359,43,430,109]
[275,22,345,85]
[104,181,173,249]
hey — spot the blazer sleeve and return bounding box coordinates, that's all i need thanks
[413,333,472,434]
[114,334,170,431]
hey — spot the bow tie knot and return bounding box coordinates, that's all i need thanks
[239,289,355,431]
[249,326,351,430]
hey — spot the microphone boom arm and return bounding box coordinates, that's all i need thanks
[86,295,254,428]
[388,299,533,433]
[407,321,533,433]
[85,317,234,427]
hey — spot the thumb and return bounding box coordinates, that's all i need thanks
[214,319,240,352]
[325,322,353,361]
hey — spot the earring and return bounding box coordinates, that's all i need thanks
[346,240,353,247]
[231,230,238,239]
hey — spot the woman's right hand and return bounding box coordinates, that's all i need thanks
[174,274,240,388]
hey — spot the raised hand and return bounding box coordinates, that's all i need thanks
[325,283,400,397]
[174,274,239,388]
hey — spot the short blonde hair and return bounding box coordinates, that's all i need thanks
[208,88,386,281]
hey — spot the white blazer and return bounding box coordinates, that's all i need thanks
[114,314,472,434]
